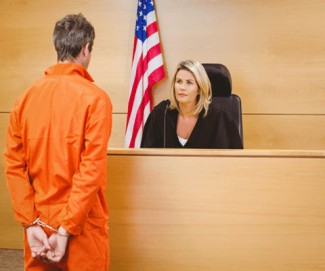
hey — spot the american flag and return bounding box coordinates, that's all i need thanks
[125,0,165,148]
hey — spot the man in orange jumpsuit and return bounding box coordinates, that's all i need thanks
[3,13,112,270]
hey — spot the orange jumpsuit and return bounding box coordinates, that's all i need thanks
[4,63,112,270]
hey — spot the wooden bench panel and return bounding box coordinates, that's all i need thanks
[1,148,325,271]
[106,149,325,271]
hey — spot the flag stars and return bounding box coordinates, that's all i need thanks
[135,0,156,40]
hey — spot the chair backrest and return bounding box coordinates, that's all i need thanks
[202,63,244,147]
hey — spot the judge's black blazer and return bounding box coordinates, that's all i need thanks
[141,99,243,149]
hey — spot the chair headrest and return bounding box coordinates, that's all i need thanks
[202,63,232,97]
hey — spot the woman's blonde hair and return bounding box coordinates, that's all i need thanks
[169,60,212,117]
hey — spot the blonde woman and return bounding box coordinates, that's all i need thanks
[141,60,242,148]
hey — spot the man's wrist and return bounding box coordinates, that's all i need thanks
[24,218,40,229]
[57,226,71,237]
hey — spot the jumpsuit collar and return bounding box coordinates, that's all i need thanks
[45,63,94,82]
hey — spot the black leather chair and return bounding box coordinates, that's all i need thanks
[202,63,244,147]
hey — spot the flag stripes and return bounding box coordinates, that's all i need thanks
[125,0,165,148]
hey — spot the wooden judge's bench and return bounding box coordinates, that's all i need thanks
[106,148,325,271]
[1,148,325,270]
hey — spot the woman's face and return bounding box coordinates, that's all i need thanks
[174,69,199,107]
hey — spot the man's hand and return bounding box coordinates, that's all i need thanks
[26,225,50,259]
[46,227,70,263]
